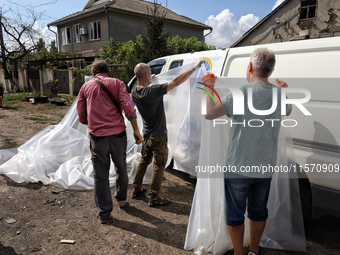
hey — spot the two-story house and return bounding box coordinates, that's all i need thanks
[48,0,212,62]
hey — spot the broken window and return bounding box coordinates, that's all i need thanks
[300,0,317,20]
[73,24,82,43]
[90,21,101,40]
[61,27,71,45]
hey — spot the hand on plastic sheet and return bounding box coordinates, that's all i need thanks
[276,79,288,88]
[202,73,218,87]
[194,58,206,70]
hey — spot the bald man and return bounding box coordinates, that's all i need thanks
[131,60,205,207]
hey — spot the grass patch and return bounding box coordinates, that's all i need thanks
[24,115,50,122]
[60,95,76,105]
[3,93,28,103]
[3,100,20,106]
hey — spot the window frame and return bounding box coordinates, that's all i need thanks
[61,26,71,46]
[73,24,82,43]
[90,20,101,41]
[169,60,184,70]
[299,0,317,20]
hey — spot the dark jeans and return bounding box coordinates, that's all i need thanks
[133,133,168,199]
[224,172,272,226]
[90,131,127,221]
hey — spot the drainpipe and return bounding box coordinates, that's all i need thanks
[48,25,58,52]
[204,28,213,39]
[104,4,111,45]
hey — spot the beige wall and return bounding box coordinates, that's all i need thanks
[59,13,109,56]
[110,12,146,43]
[235,0,340,47]
[18,70,25,91]
[57,10,206,55]
[111,12,204,43]
[0,71,5,89]
[164,22,204,41]
[0,70,25,91]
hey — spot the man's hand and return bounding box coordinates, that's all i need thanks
[202,73,217,87]
[194,59,206,70]
[134,131,143,145]
[276,79,293,116]
[276,79,288,88]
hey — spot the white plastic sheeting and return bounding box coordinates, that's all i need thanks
[183,100,306,253]
[0,56,305,253]
[0,95,154,189]
[156,63,306,253]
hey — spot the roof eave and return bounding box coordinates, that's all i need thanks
[48,6,211,30]
[48,8,106,27]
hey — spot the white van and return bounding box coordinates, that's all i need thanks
[127,37,340,221]
[127,52,191,92]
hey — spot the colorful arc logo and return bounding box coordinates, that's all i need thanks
[196,57,222,105]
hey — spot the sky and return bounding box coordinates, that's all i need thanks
[3,0,286,49]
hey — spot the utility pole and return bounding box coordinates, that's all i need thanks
[0,13,6,65]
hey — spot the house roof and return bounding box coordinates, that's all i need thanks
[230,0,291,47]
[48,0,211,30]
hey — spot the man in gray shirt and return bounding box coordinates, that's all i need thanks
[131,59,205,207]
[204,48,292,255]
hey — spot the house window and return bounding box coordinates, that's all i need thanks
[90,21,101,40]
[73,24,82,43]
[75,61,83,69]
[300,0,317,20]
[61,27,71,45]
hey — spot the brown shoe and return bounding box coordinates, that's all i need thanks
[131,187,147,199]
[118,200,126,208]
[149,197,170,207]
[99,215,114,224]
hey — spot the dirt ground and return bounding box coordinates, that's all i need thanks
[0,100,339,255]
[0,100,197,255]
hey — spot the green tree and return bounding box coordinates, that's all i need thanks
[96,1,216,83]
[167,36,215,54]
[36,38,46,52]
[49,40,57,53]
[133,1,170,64]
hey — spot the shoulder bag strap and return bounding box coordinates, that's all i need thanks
[95,78,123,117]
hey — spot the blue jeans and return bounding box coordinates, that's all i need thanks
[224,173,272,226]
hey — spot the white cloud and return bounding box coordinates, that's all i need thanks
[205,9,259,48]
[33,21,57,47]
[272,0,285,10]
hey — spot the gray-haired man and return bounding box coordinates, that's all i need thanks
[204,48,292,255]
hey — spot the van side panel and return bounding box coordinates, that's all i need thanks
[222,37,340,195]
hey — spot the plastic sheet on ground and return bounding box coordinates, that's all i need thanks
[0,94,156,190]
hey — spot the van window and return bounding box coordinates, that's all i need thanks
[148,59,166,75]
[127,61,165,93]
[170,60,183,70]
[150,65,163,75]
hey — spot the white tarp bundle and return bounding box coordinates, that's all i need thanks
[0,90,152,189]
[0,54,305,253]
